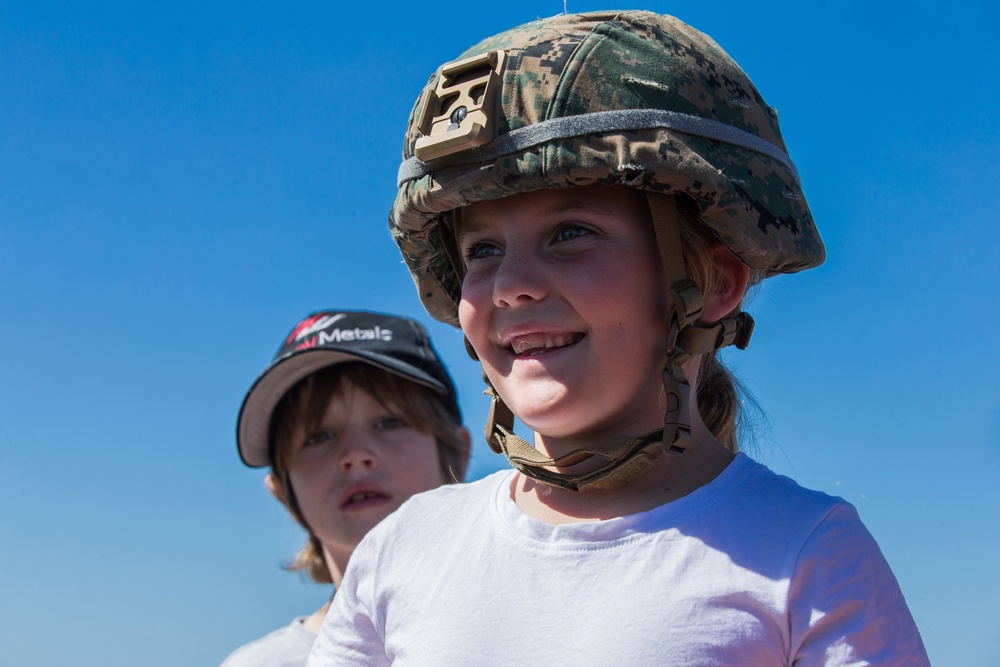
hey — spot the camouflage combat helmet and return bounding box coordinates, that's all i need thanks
[391,10,825,491]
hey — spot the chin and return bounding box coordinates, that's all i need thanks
[517,409,592,440]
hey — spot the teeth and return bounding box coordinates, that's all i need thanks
[349,492,378,503]
[512,334,572,355]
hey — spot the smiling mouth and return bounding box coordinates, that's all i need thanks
[508,333,584,356]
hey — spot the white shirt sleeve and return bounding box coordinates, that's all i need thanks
[788,503,929,666]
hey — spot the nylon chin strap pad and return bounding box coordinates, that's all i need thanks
[483,386,665,492]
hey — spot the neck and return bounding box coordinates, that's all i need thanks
[513,401,735,525]
[323,545,346,589]
[301,598,333,634]
[300,546,343,634]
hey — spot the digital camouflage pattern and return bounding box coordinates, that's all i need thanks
[391,10,826,327]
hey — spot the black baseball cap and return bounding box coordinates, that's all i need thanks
[237,309,461,468]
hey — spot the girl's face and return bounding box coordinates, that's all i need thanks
[458,185,670,445]
[284,381,446,569]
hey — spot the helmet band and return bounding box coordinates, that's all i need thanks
[398,107,799,187]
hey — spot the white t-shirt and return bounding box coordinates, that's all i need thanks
[308,454,928,666]
[221,617,316,667]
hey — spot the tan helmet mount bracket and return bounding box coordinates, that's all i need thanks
[413,51,507,162]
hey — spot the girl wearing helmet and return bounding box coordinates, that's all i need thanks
[307,12,928,666]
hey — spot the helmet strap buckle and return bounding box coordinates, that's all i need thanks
[483,383,514,455]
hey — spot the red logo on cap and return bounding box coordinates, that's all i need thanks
[294,336,318,351]
[286,313,346,345]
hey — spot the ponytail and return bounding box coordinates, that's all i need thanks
[677,196,764,452]
[696,352,740,452]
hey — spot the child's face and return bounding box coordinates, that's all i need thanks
[283,380,446,567]
[457,185,670,443]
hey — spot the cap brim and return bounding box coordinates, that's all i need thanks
[236,347,448,468]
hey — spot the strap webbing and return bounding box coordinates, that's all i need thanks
[481,387,665,492]
[398,108,798,186]
[646,192,686,288]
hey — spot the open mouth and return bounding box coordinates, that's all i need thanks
[508,333,584,356]
[341,490,389,509]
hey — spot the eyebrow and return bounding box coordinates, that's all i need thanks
[545,198,620,220]
[457,196,617,237]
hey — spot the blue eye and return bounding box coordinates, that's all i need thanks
[376,417,407,430]
[304,430,335,447]
[555,224,590,242]
[465,242,502,261]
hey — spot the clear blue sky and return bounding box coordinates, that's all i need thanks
[1,1,998,665]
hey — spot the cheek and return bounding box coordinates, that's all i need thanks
[287,469,332,526]
[398,438,450,492]
[627,246,668,320]
[458,286,488,347]
[457,296,473,329]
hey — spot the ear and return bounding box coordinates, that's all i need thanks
[700,245,750,323]
[264,471,286,504]
[452,426,473,482]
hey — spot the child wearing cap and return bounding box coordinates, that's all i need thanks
[221,310,470,667]
[307,11,928,667]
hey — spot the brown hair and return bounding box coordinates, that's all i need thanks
[268,362,467,584]
[675,195,764,453]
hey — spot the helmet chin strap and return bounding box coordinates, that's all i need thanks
[475,193,754,492]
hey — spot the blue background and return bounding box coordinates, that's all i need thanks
[1,1,998,664]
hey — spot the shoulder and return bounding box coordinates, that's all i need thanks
[345,470,512,576]
[720,455,889,566]
[372,470,510,536]
[706,457,928,661]
[738,458,886,557]
[675,454,861,576]
[405,469,511,508]
[219,619,316,667]
[314,472,515,665]
[728,454,851,526]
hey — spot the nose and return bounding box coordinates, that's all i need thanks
[338,429,379,474]
[492,250,548,308]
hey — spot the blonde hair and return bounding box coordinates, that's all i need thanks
[269,362,466,584]
[450,187,761,452]
[675,195,764,452]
